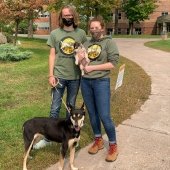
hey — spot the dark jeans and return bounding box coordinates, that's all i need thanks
[81,77,116,143]
[50,78,80,118]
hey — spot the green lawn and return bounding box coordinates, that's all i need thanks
[112,34,161,39]
[0,37,151,170]
[144,39,170,52]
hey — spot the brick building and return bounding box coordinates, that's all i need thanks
[34,0,170,35]
[106,0,170,35]
[34,11,58,35]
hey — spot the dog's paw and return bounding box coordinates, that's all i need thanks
[23,167,28,170]
[58,166,63,170]
[70,165,79,170]
[75,61,78,65]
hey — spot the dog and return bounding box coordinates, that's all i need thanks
[23,103,85,170]
[74,42,90,76]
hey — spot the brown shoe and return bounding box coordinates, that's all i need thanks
[105,143,118,162]
[88,137,104,154]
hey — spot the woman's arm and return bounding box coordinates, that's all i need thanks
[84,62,114,73]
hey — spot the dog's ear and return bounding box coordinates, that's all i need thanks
[74,42,80,49]
[81,102,85,110]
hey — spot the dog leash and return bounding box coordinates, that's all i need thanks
[52,78,70,113]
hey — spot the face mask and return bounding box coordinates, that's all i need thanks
[90,30,103,40]
[62,18,74,27]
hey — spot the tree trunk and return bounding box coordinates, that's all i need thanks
[14,20,19,46]
[114,9,119,35]
[94,2,100,16]
[129,22,134,35]
[27,19,33,38]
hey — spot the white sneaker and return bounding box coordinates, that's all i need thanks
[33,139,51,150]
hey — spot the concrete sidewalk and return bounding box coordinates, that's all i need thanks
[47,38,170,170]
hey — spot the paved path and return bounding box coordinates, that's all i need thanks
[47,38,170,170]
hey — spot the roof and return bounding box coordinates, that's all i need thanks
[157,14,170,23]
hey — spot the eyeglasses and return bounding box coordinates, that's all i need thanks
[62,14,73,18]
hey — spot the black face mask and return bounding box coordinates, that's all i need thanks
[62,18,74,27]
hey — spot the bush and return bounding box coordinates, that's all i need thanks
[0,44,32,61]
[3,33,14,43]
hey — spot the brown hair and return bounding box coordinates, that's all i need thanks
[88,16,105,30]
[58,5,79,29]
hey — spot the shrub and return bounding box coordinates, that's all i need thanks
[0,44,32,61]
[3,33,14,43]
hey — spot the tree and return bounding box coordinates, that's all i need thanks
[122,0,157,35]
[113,0,122,35]
[23,0,49,38]
[0,0,28,45]
[0,0,49,44]
[50,0,116,33]
[18,20,37,34]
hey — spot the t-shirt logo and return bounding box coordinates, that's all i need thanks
[88,44,102,60]
[60,37,75,55]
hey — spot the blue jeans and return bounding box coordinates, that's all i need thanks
[50,78,80,118]
[81,77,116,144]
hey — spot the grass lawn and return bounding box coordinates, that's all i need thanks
[0,37,151,170]
[112,34,160,39]
[144,39,170,52]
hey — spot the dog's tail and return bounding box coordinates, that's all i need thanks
[23,133,41,170]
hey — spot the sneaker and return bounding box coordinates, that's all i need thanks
[88,137,104,154]
[105,143,118,162]
[33,139,51,150]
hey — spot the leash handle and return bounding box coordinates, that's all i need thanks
[53,78,70,113]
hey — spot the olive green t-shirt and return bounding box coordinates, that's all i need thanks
[83,36,119,79]
[47,28,87,80]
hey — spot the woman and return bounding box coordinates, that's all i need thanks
[80,16,119,162]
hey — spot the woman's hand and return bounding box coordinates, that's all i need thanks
[77,51,85,62]
[84,65,94,73]
[49,76,57,87]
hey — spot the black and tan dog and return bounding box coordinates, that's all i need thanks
[23,103,85,170]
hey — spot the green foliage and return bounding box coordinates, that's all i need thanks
[0,44,32,61]
[0,21,14,43]
[74,0,116,22]
[145,39,170,52]
[18,20,37,34]
[122,0,157,23]
[50,0,116,32]
[0,21,14,34]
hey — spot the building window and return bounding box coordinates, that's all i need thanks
[118,13,121,19]
[37,27,49,30]
[135,28,141,34]
[127,28,129,35]
[162,12,168,16]
[107,28,113,35]
[167,23,170,32]
[38,11,50,18]
[34,22,50,31]
[118,28,121,34]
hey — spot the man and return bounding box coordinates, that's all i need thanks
[33,5,87,149]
